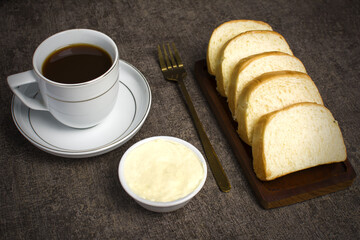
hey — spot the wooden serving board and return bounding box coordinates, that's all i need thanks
[194,59,356,209]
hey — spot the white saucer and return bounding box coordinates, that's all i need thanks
[11,59,152,158]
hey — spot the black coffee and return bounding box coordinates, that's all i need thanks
[42,44,112,84]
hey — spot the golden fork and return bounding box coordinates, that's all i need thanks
[158,43,231,192]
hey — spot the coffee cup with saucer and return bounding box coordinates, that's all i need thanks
[8,29,119,129]
[8,29,152,157]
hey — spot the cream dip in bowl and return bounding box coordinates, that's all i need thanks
[118,136,207,212]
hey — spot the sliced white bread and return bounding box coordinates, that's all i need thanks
[252,102,347,181]
[227,52,307,117]
[216,30,293,97]
[236,71,323,146]
[206,20,273,76]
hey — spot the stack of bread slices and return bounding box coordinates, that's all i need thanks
[206,20,347,181]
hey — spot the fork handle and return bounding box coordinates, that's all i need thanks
[177,78,231,192]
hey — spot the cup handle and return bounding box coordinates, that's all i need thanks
[7,70,48,111]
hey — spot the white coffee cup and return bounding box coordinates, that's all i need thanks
[7,29,119,128]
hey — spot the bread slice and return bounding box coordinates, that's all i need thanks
[206,20,273,76]
[228,52,307,117]
[236,71,323,145]
[252,102,347,181]
[216,30,293,97]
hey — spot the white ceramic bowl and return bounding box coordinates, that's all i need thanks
[118,136,207,213]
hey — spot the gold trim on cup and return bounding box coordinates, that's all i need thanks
[46,73,119,103]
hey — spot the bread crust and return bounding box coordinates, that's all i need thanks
[252,113,270,180]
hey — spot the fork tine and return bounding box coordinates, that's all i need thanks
[157,45,167,72]
[162,43,172,70]
[167,43,177,68]
[171,42,183,68]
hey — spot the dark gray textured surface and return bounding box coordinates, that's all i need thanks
[1,0,359,239]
